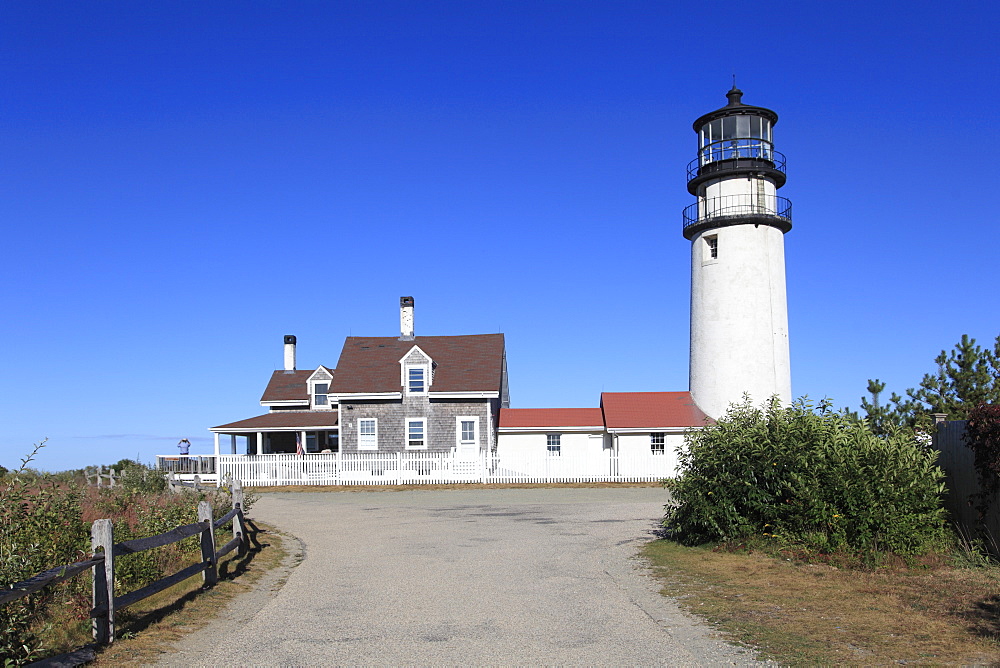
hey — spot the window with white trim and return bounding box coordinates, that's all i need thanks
[407,418,426,449]
[650,432,665,455]
[407,365,427,395]
[313,382,329,406]
[456,417,479,449]
[547,433,561,456]
[705,235,718,261]
[358,418,377,450]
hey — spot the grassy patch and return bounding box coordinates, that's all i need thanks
[88,519,288,665]
[643,539,1000,664]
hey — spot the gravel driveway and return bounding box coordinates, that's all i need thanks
[155,487,756,666]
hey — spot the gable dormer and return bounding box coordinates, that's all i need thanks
[307,366,335,409]
[399,346,433,396]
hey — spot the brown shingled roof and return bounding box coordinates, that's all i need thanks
[212,412,340,431]
[330,334,505,394]
[601,391,709,429]
[260,370,313,403]
[499,408,604,428]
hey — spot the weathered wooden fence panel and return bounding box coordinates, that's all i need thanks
[932,420,1000,550]
[91,519,115,644]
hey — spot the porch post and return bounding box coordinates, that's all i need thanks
[300,430,307,454]
[230,434,237,455]
[213,432,220,458]
[257,432,264,455]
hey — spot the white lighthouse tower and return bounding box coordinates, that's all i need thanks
[684,87,792,419]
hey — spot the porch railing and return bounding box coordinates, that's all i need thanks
[156,454,218,475]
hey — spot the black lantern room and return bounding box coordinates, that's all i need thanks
[682,87,792,240]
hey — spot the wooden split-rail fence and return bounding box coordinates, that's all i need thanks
[84,466,120,488]
[166,471,212,493]
[0,480,249,648]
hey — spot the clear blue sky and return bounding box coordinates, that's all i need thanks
[3,1,998,471]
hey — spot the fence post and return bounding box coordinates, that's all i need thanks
[91,519,115,644]
[198,501,218,586]
[232,480,247,557]
[193,474,202,492]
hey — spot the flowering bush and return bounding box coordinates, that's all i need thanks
[664,398,951,557]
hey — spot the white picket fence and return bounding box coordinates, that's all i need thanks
[215,451,676,486]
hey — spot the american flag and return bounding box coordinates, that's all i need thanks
[295,433,304,456]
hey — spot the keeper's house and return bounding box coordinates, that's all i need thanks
[209,297,509,458]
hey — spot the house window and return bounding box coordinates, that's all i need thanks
[407,419,426,449]
[407,366,427,395]
[313,383,328,406]
[456,417,479,449]
[706,235,718,260]
[358,418,377,450]
[547,434,561,456]
[651,432,665,455]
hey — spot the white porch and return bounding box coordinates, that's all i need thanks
[210,427,339,456]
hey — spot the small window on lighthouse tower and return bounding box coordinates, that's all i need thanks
[706,235,718,260]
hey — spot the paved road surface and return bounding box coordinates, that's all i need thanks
[155,487,757,665]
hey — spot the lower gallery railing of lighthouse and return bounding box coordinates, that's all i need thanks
[158,452,679,486]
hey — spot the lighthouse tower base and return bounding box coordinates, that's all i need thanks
[689,223,791,419]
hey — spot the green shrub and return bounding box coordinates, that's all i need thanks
[0,442,89,665]
[116,461,167,495]
[664,397,950,557]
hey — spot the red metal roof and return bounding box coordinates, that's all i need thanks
[600,391,709,429]
[330,334,505,394]
[499,408,604,428]
[212,412,340,431]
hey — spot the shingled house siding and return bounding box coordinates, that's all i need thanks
[403,348,428,364]
[425,399,491,452]
[338,399,490,453]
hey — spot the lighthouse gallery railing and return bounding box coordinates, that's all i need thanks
[682,194,792,233]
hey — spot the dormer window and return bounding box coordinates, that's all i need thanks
[307,366,334,410]
[400,346,432,396]
[407,366,426,394]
